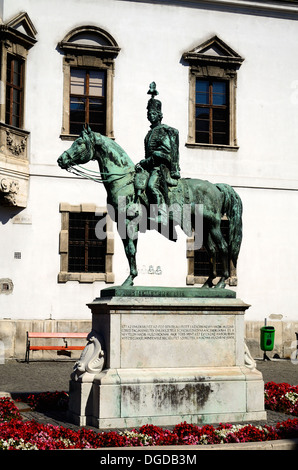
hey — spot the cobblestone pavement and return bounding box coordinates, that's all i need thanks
[0,358,298,432]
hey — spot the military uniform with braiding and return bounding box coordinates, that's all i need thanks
[137,88,180,224]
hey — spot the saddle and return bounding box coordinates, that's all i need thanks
[133,167,192,239]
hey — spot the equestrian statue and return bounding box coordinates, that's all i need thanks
[58,83,243,288]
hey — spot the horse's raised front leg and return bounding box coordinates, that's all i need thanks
[120,220,138,287]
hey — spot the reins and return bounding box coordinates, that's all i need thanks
[66,164,135,185]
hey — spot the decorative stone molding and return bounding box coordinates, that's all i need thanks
[6,130,27,157]
[244,342,256,370]
[0,178,19,205]
[71,330,105,382]
[0,124,30,207]
[0,12,37,51]
[0,124,29,160]
[58,25,120,59]
[0,12,37,208]
[0,278,14,295]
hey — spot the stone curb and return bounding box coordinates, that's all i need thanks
[103,438,298,451]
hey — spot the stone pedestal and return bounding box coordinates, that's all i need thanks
[68,287,266,429]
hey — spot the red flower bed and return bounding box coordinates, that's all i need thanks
[0,382,298,449]
[0,398,22,423]
[265,382,298,415]
[17,391,69,412]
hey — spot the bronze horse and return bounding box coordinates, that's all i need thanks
[58,127,242,288]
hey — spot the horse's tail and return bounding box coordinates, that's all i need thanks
[215,183,243,268]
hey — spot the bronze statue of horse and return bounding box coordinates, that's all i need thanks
[58,127,242,288]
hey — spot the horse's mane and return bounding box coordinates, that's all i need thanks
[93,132,135,170]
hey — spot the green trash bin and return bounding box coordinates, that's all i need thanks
[260,326,275,351]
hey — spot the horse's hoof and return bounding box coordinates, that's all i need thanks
[214,281,226,289]
[201,278,214,289]
[121,275,135,287]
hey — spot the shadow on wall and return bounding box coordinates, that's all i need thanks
[0,206,23,225]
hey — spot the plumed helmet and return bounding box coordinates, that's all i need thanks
[147,82,162,113]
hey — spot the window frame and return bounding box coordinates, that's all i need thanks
[183,36,243,151]
[195,78,230,145]
[187,67,238,151]
[68,211,107,274]
[58,26,120,141]
[5,54,25,129]
[58,203,115,283]
[69,67,107,135]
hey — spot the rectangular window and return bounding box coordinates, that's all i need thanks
[69,68,106,135]
[5,55,24,128]
[195,79,229,145]
[68,212,107,273]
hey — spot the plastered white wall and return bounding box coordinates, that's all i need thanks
[1,0,298,322]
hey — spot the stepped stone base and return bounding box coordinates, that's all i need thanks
[68,290,266,428]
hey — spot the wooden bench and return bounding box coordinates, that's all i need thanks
[25,332,88,363]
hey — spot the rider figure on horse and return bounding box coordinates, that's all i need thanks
[136,82,180,225]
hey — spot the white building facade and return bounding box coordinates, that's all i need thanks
[1,0,298,359]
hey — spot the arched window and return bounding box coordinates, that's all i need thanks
[58,26,120,140]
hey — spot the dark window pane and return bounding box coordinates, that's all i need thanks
[91,122,105,134]
[196,108,210,132]
[6,58,12,81]
[196,80,209,105]
[212,92,226,106]
[197,119,209,132]
[69,123,85,135]
[213,107,229,144]
[5,55,23,128]
[196,80,209,94]
[68,212,107,273]
[68,244,85,272]
[89,99,106,130]
[213,133,229,145]
[194,248,210,276]
[212,81,227,105]
[196,107,210,142]
[196,108,209,120]
[195,131,209,144]
[89,98,104,109]
[70,97,86,134]
[70,97,86,111]
[13,69,21,87]
[213,107,227,121]
[213,81,226,94]
[213,118,228,133]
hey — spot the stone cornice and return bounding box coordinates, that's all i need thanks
[138,0,298,17]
